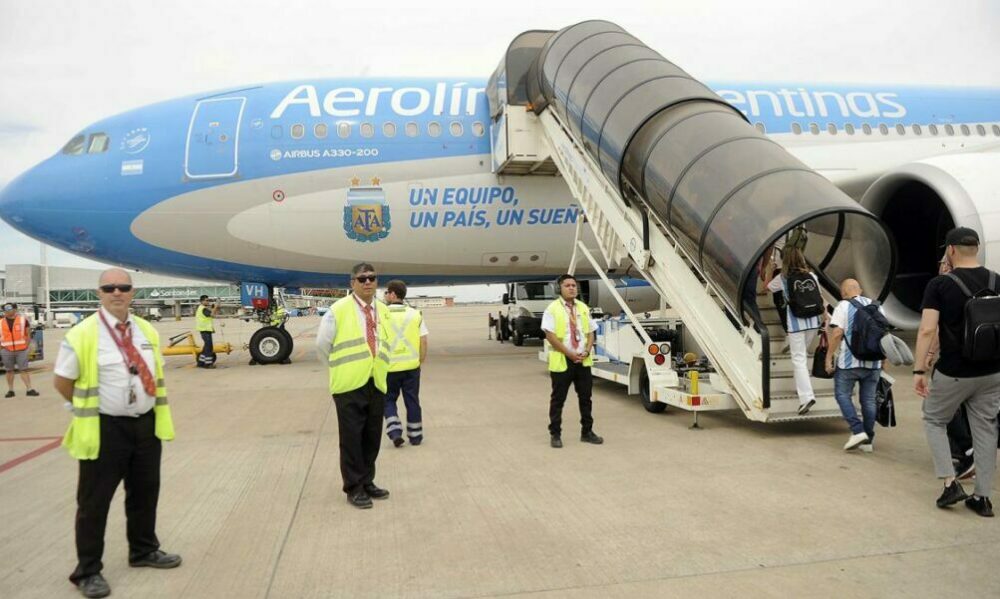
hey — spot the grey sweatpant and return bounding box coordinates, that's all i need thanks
[923,371,1000,497]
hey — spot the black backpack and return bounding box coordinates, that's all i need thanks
[848,299,889,361]
[945,271,1000,361]
[785,271,824,318]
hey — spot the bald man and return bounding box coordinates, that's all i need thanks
[826,278,884,452]
[54,268,180,598]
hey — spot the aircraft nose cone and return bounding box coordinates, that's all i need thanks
[0,172,31,229]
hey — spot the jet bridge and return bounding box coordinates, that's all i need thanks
[489,21,896,422]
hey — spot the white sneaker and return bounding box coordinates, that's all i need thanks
[860,441,874,453]
[843,432,869,451]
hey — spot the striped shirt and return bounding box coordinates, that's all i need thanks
[767,273,822,333]
[830,296,883,370]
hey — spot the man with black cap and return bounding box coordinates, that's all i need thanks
[914,226,1000,517]
[2,302,40,398]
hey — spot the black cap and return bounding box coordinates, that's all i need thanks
[942,226,980,247]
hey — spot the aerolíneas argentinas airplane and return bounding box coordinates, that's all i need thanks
[2,26,999,337]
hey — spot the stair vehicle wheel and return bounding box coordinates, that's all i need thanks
[512,328,524,346]
[639,365,667,413]
[249,327,290,365]
[499,315,511,341]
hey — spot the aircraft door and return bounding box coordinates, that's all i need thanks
[185,97,246,179]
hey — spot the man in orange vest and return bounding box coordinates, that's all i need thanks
[2,302,39,398]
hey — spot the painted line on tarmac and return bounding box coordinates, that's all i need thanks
[0,437,62,475]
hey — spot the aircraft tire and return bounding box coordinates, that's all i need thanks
[512,328,524,346]
[249,327,290,365]
[639,365,667,413]
[277,327,294,362]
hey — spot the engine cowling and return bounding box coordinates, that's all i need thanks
[861,153,1000,329]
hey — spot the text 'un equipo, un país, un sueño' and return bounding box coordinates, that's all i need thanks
[407,186,580,230]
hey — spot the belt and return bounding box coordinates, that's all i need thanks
[99,410,154,420]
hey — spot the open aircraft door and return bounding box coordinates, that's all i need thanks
[184,97,246,179]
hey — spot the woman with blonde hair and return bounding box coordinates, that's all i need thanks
[766,246,827,415]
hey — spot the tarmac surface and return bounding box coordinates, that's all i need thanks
[0,305,997,598]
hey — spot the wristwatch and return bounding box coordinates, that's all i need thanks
[912,370,926,375]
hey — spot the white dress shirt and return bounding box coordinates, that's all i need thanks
[54,307,158,417]
[315,295,384,363]
[541,300,594,349]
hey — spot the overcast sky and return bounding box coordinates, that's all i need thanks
[1,0,998,300]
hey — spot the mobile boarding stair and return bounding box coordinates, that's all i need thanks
[487,22,897,423]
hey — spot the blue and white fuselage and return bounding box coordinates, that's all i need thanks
[1,78,999,325]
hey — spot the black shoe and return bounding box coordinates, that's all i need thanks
[76,573,111,598]
[965,495,994,517]
[550,435,563,448]
[392,437,404,448]
[956,456,976,480]
[130,549,182,569]
[4,390,13,398]
[347,489,373,509]
[364,483,390,500]
[409,437,422,446]
[936,480,969,508]
[26,389,39,396]
[580,431,604,445]
[797,399,816,416]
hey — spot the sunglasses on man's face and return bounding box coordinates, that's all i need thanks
[354,275,377,283]
[99,284,133,293]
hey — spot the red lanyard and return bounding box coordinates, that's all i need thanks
[98,310,140,376]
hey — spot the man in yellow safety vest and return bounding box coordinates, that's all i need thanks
[52,268,180,598]
[382,279,428,447]
[315,263,392,509]
[195,294,217,368]
[543,274,604,448]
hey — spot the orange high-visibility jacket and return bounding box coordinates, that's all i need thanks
[1,315,29,352]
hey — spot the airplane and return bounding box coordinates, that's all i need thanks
[2,24,1000,363]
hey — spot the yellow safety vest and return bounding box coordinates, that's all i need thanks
[196,305,214,332]
[386,303,422,372]
[61,313,175,460]
[328,296,391,394]
[270,306,286,327]
[545,298,594,372]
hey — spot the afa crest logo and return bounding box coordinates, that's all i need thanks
[344,176,391,242]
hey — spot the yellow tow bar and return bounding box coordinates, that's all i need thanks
[163,332,233,363]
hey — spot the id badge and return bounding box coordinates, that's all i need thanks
[128,387,137,405]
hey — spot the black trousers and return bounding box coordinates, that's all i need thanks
[549,362,594,437]
[333,378,383,493]
[198,331,216,366]
[70,411,161,583]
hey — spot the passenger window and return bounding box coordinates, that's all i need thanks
[791,123,802,135]
[428,121,442,137]
[472,121,486,137]
[826,123,837,135]
[844,124,855,135]
[314,123,328,139]
[809,123,819,135]
[929,124,939,135]
[945,124,955,135]
[337,122,351,138]
[912,124,922,135]
[291,124,305,139]
[754,122,766,134]
[960,124,970,136]
[383,122,397,137]
[360,122,374,138]
[62,134,86,155]
[976,124,986,136]
[862,123,872,135]
[449,121,463,137]
[87,133,109,153]
[405,122,419,137]
[879,124,889,135]
[895,124,906,135]
[271,125,283,139]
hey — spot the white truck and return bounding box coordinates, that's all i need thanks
[498,278,661,346]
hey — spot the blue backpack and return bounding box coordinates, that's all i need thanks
[848,299,889,361]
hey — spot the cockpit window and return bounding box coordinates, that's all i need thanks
[62,134,86,155]
[87,133,109,153]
